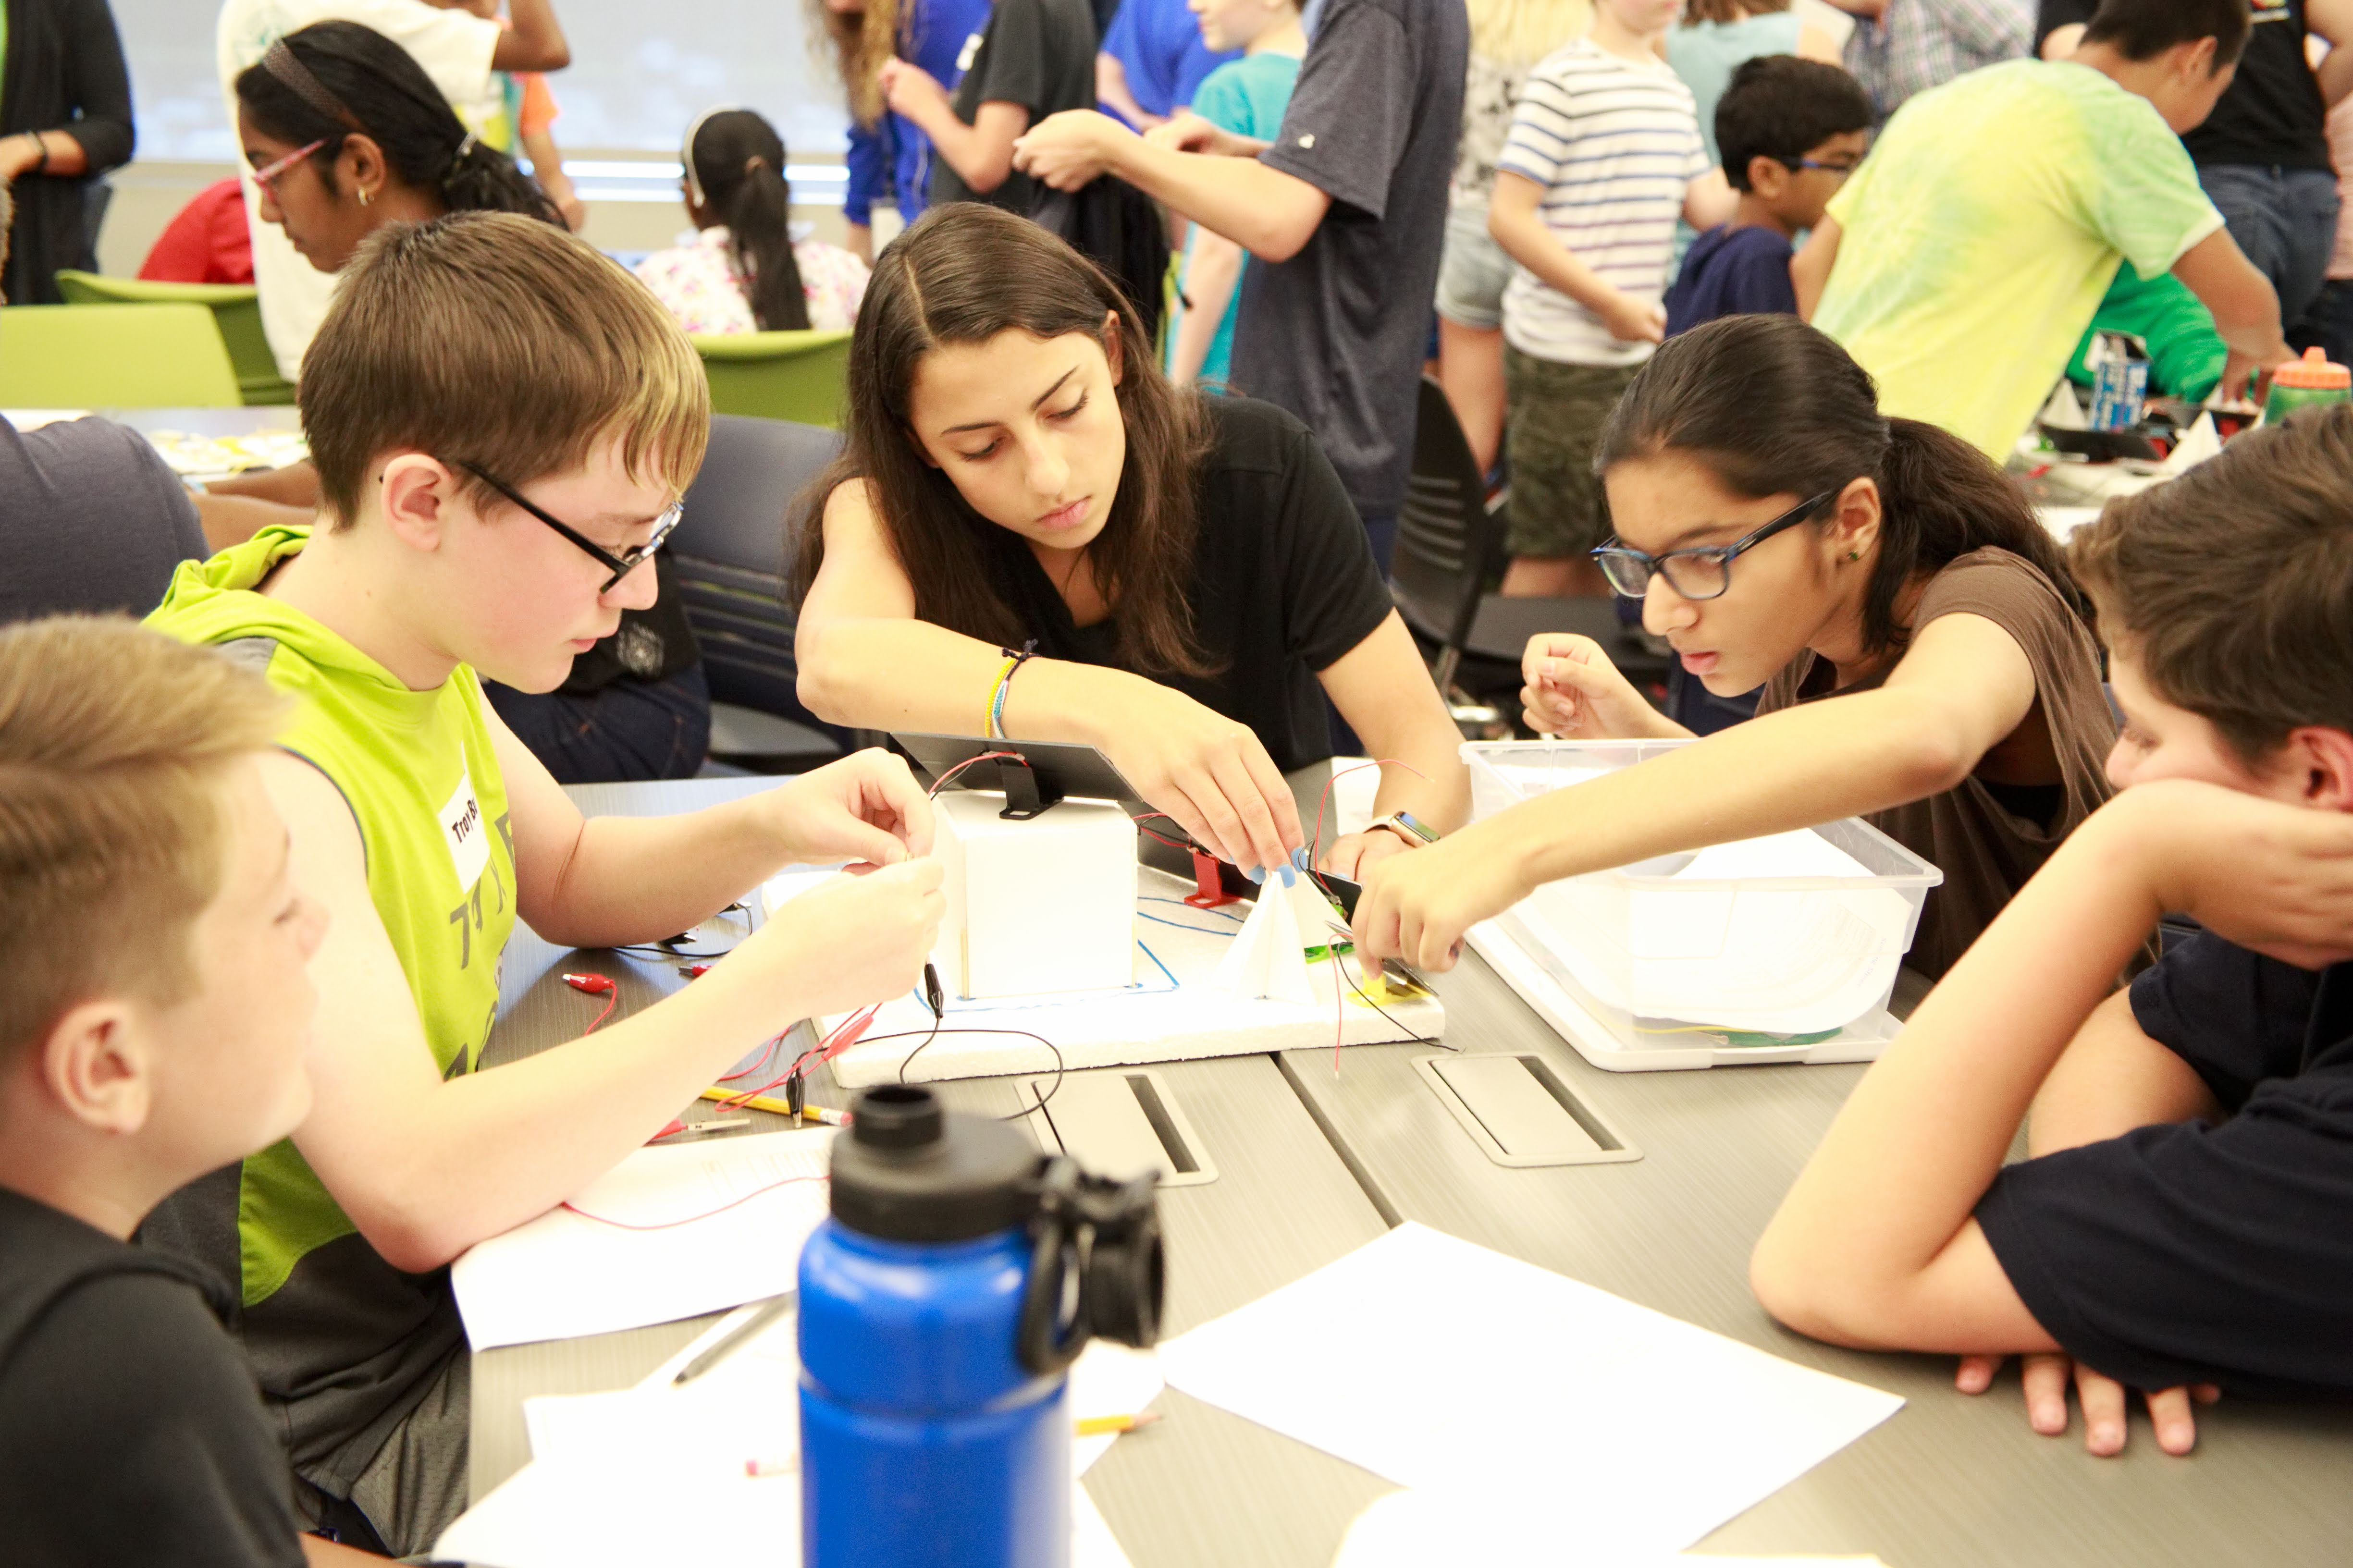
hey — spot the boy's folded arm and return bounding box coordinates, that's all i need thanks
[494,0,568,73]
[2027,989,2223,1157]
[262,752,825,1272]
[1752,799,2177,1349]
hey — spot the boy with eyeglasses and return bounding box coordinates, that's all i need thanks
[1799,0,2293,460]
[1664,56,1873,339]
[143,210,945,1556]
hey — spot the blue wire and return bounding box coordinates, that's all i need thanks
[1137,909,1236,939]
[1140,895,1244,923]
[1135,939,1180,988]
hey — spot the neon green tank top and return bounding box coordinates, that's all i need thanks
[146,526,518,1303]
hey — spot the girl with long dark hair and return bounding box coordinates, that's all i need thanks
[1353,313,2119,979]
[794,202,1467,879]
[634,107,870,334]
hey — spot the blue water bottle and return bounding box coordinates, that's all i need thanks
[800,1084,1164,1568]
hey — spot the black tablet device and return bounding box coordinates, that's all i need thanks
[890,733,1145,817]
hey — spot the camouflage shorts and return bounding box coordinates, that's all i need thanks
[1502,348,1642,559]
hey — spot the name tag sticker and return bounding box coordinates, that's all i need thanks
[440,771,491,893]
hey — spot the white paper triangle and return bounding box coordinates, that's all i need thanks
[1211,875,1318,1004]
[2160,410,2222,474]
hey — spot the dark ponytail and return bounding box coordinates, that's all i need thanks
[1595,314,2086,657]
[236,21,564,229]
[687,109,812,332]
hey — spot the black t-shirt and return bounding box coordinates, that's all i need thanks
[1229,0,1466,517]
[558,552,702,696]
[0,415,207,625]
[0,1187,307,1567]
[928,0,1098,212]
[973,395,1394,773]
[2039,0,2327,170]
[1975,932,2353,1399]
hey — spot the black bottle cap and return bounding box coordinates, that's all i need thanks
[829,1085,1039,1243]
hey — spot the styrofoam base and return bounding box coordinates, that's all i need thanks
[1466,921,1896,1072]
[819,868,1446,1088]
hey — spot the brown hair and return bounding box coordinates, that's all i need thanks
[793,203,1215,678]
[1681,0,1787,24]
[299,210,710,527]
[2070,405,2353,763]
[806,0,899,128]
[0,619,289,1061]
[1596,314,2086,658]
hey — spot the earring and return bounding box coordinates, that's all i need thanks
[1846,549,1860,561]
[357,186,372,207]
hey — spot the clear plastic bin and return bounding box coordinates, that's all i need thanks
[1463,741,1943,1060]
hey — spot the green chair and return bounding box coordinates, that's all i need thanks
[53,270,296,406]
[691,329,853,427]
[0,302,243,408]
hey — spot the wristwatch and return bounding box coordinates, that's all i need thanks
[1367,810,1437,849]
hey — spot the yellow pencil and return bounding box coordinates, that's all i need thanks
[1074,1412,1160,1438]
[697,1088,850,1126]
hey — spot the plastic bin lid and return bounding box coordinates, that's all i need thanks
[2275,347,2350,390]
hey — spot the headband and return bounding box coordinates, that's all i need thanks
[682,104,759,208]
[260,38,366,135]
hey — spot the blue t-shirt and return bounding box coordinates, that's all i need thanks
[1976,932,2353,1400]
[1103,0,1239,118]
[1663,222,1798,337]
[1172,51,1301,385]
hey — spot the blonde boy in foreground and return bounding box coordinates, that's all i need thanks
[1754,408,2353,1454]
[144,211,943,1553]
[0,619,377,1565]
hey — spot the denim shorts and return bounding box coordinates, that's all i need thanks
[1435,197,1515,331]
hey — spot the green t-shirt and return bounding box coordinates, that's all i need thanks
[140,526,518,1498]
[1169,50,1301,387]
[2067,263,2228,404]
[1814,59,2222,459]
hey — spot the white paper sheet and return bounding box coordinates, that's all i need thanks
[1159,1225,1902,1557]
[451,1130,836,1350]
[437,1302,1144,1568]
[1331,1488,1887,1568]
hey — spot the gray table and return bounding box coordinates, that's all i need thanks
[1281,952,2353,1568]
[469,777,1396,1568]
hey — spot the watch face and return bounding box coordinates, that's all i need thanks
[1387,812,1437,844]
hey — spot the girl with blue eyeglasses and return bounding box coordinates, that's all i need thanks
[1353,313,2119,982]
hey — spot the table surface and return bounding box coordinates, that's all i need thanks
[470,777,2353,1568]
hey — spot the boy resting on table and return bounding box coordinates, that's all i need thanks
[0,618,374,1565]
[141,210,945,1556]
[1753,405,2353,1455]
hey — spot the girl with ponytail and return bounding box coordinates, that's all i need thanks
[634,108,871,335]
[1353,314,2122,982]
[233,20,562,277]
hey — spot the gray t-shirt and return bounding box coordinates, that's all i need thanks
[1229,0,1466,517]
[0,416,207,624]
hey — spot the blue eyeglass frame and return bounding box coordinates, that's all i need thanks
[1590,490,1838,601]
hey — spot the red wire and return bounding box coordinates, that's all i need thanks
[563,1173,829,1230]
[927,749,1025,798]
[1310,758,1431,869]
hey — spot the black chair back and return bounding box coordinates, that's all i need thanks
[672,414,845,735]
[1392,376,1501,687]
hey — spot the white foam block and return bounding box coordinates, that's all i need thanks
[824,868,1444,1087]
[934,792,1136,1000]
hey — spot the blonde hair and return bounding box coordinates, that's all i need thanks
[1468,0,1592,67]
[806,0,900,128]
[300,211,711,528]
[0,619,290,1059]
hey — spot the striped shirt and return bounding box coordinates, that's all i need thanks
[1497,39,1707,367]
